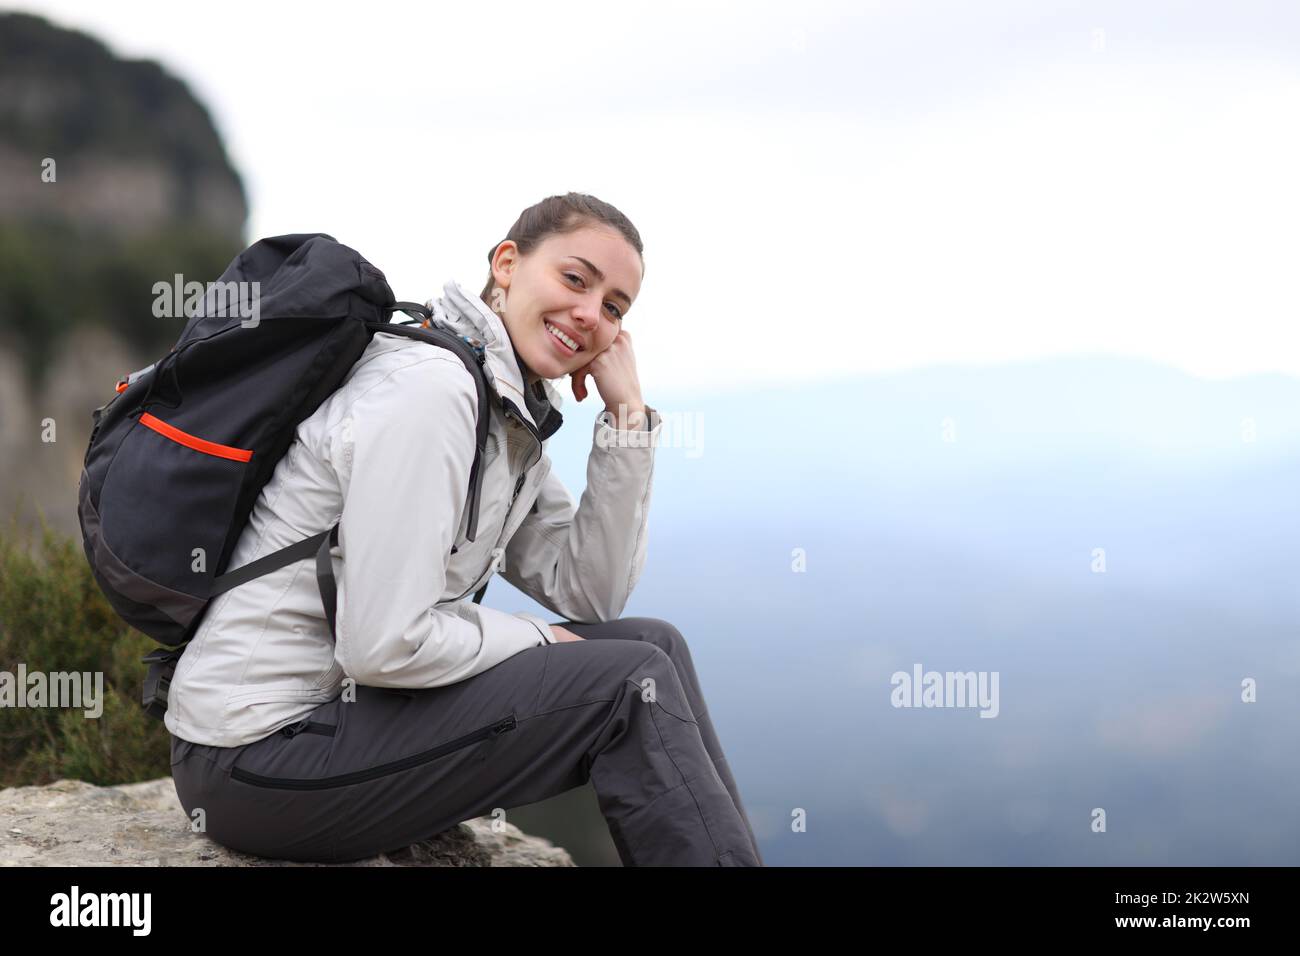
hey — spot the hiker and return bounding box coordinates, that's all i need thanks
[166,193,764,866]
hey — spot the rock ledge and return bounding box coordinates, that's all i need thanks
[0,777,574,866]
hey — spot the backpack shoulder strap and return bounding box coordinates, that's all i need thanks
[361,317,493,542]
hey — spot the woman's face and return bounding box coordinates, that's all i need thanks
[489,224,643,382]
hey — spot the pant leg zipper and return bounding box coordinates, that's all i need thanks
[232,715,517,790]
[281,720,338,738]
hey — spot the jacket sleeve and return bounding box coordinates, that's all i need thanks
[499,406,664,624]
[324,353,551,688]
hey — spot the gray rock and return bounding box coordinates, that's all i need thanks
[0,777,574,867]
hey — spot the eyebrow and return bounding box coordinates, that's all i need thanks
[568,256,633,308]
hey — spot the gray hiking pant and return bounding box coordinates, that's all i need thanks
[170,616,764,866]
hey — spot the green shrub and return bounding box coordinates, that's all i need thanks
[0,503,170,788]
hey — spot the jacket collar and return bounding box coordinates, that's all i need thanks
[425,280,564,441]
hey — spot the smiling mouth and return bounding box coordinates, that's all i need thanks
[544,319,583,353]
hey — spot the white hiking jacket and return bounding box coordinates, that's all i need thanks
[165,279,663,747]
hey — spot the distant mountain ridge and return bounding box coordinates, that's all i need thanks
[0,10,246,236]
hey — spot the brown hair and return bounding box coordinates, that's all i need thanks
[480,192,644,310]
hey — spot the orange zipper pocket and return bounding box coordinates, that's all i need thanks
[138,412,253,462]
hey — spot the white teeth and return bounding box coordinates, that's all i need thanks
[545,321,580,351]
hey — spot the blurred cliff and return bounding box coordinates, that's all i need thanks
[0,10,247,540]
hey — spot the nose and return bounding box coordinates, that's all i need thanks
[571,297,600,335]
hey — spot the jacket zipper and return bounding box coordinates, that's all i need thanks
[443,400,540,604]
[501,399,542,472]
[231,714,518,790]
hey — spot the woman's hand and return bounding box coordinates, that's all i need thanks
[549,625,586,643]
[571,328,644,418]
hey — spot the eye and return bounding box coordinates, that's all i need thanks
[564,271,623,321]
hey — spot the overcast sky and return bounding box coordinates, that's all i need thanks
[11,0,1300,395]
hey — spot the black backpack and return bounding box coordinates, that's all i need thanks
[76,233,495,721]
